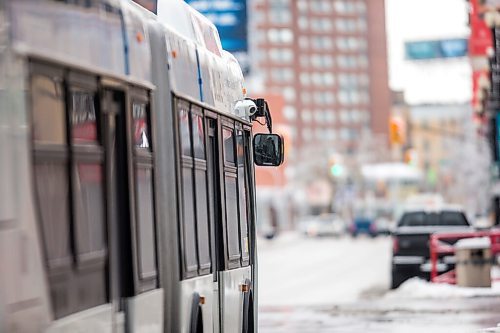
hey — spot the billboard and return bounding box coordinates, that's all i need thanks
[405,39,468,60]
[185,0,249,73]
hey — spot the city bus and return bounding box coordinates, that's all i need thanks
[0,0,283,332]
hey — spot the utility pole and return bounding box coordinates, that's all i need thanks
[487,26,500,225]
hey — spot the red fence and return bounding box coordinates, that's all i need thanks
[430,229,500,284]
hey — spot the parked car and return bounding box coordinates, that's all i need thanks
[299,214,346,237]
[373,216,393,236]
[348,216,377,237]
[391,205,472,288]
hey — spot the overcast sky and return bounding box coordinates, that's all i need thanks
[385,0,471,103]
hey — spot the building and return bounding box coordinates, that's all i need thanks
[408,105,467,187]
[408,104,490,213]
[250,0,391,161]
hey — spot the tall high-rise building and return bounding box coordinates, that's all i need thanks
[250,0,390,158]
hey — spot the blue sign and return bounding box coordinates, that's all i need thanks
[496,111,500,162]
[405,39,468,60]
[185,0,248,53]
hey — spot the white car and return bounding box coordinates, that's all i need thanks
[299,214,346,237]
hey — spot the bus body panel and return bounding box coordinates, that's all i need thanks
[10,1,126,79]
[179,275,215,333]
[122,2,153,82]
[148,19,183,333]
[45,304,115,333]
[0,38,52,331]
[220,267,252,332]
[164,26,204,104]
[125,289,164,332]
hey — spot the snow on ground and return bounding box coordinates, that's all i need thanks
[257,231,392,306]
[386,277,500,300]
[258,232,500,332]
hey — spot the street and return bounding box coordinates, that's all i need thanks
[257,232,500,332]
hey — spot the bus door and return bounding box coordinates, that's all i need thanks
[101,87,129,330]
[206,114,221,332]
[218,119,253,333]
[102,86,162,331]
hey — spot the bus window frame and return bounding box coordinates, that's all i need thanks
[235,124,250,267]
[67,72,108,269]
[174,95,257,277]
[220,118,242,270]
[242,125,256,267]
[191,105,212,276]
[129,87,159,293]
[30,62,111,318]
[175,97,200,279]
[204,112,222,276]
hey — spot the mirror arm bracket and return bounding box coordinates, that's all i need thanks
[247,98,273,133]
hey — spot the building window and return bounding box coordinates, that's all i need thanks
[297,0,308,12]
[283,87,296,101]
[300,73,311,86]
[268,48,294,63]
[284,106,297,120]
[301,109,312,122]
[298,16,309,30]
[301,92,311,103]
[268,28,294,44]
[271,68,294,82]
[270,10,291,24]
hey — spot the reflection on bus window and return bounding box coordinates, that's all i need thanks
[71,90,98,144]
[191,112,205,159]
[133,103,150,149]
[35,162,71,265]
[236,130,249,259]
[32,75,66,145]
[182,165,198,272]
[223,127,235,164]
[225,176,240,259]
[178,100,192,157]
[73,163,106,257]
[135,167,157,278]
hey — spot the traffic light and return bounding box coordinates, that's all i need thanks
[389,116,405,145]
[329,156,344,177]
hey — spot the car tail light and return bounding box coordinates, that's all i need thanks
[392,237,399,253]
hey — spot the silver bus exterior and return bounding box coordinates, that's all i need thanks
[0,0,257,332]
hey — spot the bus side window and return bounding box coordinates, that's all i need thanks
[70,86,107,263]
[32,72,72,270]
[131,97,158,290]
[236,129,250,265]
[177,99,214,278]
[31,66,109,319]
[177,99,199,277]
[191,108,211,275]
[223,125,242,267]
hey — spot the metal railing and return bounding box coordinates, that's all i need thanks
[430,229,500,283]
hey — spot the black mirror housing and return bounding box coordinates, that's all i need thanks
[253,133,284,167]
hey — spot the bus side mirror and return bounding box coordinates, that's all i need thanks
[253,134,284,167]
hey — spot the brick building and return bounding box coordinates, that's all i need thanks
[250,0,391,159]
